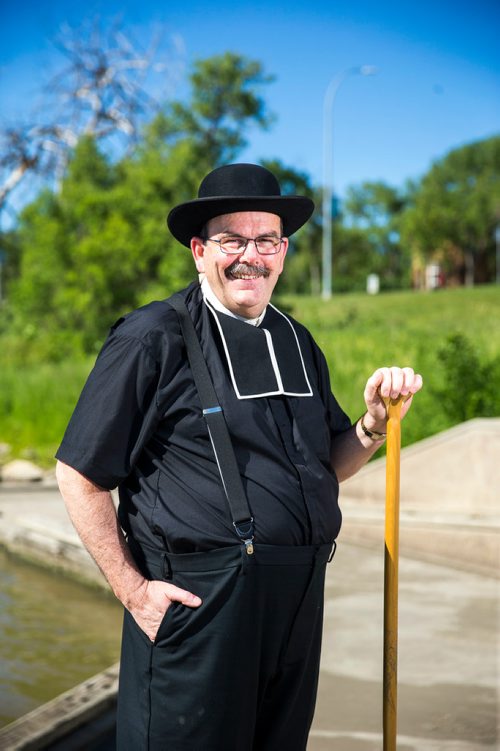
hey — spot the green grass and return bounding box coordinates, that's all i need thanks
[1,285,499,465]
[0,358,94,467]
[279,285,500,447]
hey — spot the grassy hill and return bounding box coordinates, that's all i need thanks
[280,284,500,448]
[1,285,499,466]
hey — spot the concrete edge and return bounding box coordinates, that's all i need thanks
[0,528,108,591]
[344,417,500,480]
[0,664,119,750]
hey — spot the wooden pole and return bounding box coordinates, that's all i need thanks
[382,394,407,751]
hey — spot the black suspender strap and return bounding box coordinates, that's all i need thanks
[168,293,255,554]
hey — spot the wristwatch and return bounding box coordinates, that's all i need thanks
[360,414,387,441]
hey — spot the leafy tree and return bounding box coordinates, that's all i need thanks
[400,136,500,286]
[344,181,405,225]
[4,53,276,360]
[331,224,381,292]
[342,181,411,290]
[151,53,274,166]
[8,140,116,357]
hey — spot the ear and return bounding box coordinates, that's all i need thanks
[190,237,206,273]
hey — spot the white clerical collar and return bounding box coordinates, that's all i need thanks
[199,280,313,400]
[201,277,266,327]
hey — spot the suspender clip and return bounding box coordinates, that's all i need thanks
[244,539,254,555]
[233,518,255,555]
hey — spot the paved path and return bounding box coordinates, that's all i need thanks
[0,482,498,749]
[310,540,499,750]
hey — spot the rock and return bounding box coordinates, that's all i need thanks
[0,443,11,459]
[20,447,39,461]
[1,459,44,482]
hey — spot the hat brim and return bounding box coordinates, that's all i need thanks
[167,195,315,248]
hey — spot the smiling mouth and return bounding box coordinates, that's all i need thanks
[225,262,270,281]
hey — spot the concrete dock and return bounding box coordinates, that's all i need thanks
[0,418,498,750]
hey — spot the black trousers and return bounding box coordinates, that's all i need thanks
[116,542,333,751]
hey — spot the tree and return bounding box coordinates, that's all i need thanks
[400,136,500,286]
[0,18,181,216]
[150,52,274,166]
[342,181,412,290]
[4,53,276,360]
[344,181,406,225]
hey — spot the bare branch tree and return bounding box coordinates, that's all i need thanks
[0,17,184,214]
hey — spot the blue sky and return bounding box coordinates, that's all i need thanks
[1,0,499,204]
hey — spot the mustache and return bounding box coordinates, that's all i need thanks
[225,261,270,279]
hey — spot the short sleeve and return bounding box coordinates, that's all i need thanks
[56,332,162,489]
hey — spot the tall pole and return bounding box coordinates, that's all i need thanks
[321,65,377,300]
[495,225,500,285]
[381,392,411,751]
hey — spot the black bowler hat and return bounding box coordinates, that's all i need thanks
[167,163,315,248]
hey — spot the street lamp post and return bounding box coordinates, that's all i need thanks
[321,65,377,300]
[495,225,500,285]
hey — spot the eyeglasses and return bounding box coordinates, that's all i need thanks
[203,235,284,255]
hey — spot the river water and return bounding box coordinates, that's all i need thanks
[0,548,123,728]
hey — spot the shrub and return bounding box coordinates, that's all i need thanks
[432,333,500,422]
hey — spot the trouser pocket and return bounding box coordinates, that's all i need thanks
[153,561,242,647]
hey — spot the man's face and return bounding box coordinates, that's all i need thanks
[191,211,288,318]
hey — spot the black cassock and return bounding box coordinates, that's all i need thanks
[56,281,352,750]
[57,281,350,553]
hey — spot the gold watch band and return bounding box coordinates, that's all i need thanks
[360,414,387,441]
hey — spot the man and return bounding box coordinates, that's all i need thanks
[56,163,422,750]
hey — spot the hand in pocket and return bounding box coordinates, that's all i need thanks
[129,579,202,642]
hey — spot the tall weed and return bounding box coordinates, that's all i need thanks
[0,359,93,466]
